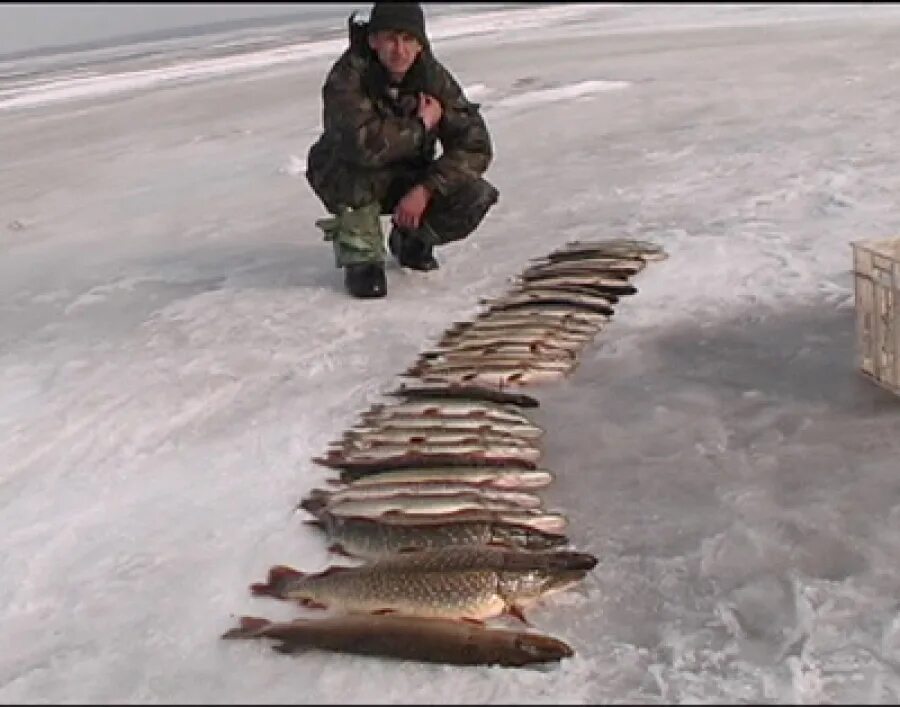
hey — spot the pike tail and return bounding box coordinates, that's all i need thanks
[250,565,305,598]
[221,616,272,639]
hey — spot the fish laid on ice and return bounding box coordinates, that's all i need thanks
[460,312,601,332]
[319,442,542,467]
[315,448,539,476]
[495,288,615,309]
[335,466,554,489]
[360,399,534,425]
[250,546,597,621]
[303,482,543,509]
[523,256,646,277]
[304,509,568,558]
[420,342,577,362]
[222,613,575,667]
[407,358,574,378]
[514,274,638,293]
[386,383,540,408]
[349,418,544,441]
[334,428,538,450]
[302,492,543,520]
[412,367,568,388]
[480,293,614,317]
[475,305,608,326]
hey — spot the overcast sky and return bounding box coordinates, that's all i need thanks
[0,3,353,55]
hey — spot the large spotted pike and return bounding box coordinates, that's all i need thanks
[304,510,568,559]
[222,614,574,667]
[250,546,597,621]
[308,505,567,538]
[334,466,553,489]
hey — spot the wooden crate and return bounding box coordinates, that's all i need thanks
[852,237,900,394]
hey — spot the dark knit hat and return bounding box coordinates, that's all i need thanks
[368,2,429,48]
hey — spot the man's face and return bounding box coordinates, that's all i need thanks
[368,29,423,79]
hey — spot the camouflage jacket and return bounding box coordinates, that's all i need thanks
[307,16,493,197]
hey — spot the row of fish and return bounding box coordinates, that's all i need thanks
[223,239,667,668]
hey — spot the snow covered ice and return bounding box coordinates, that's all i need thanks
[4,2,900,703]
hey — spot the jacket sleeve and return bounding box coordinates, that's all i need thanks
[421,61,494,196]
[322,55,429,169]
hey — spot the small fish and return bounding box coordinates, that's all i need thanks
[336,466,553,489]
[386,384,540,408]
[250,546,597,622]
[221,614,575,667]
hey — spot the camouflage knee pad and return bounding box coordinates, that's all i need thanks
[315,202,386,268]
[420,178,499,246]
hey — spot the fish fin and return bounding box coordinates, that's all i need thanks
[318,565,354,577]
[298,495,329,515]
[380,510,408,521]
[221,616,271,639]
[271,642,308,655]
[300,598,329,610]
[327,543,353,558]
[250,565,304,598]
[506,604,530,625]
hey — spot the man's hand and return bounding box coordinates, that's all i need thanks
[417,92,443,131]
[393,184,432,229]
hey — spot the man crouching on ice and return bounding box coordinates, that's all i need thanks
[306,1,499,299]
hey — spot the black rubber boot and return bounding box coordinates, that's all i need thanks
[344,262,387,299]
[389,228,439,272]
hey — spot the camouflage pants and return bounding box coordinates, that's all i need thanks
[307,161,499,266]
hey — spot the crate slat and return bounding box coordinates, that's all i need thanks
[852,237,900,394]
